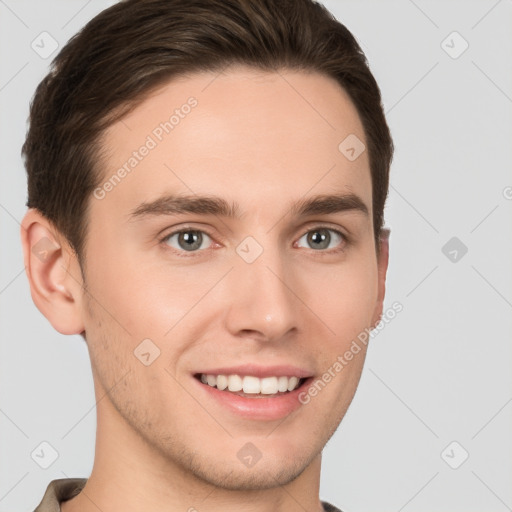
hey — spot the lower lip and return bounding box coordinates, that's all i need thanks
[194,376,313,421]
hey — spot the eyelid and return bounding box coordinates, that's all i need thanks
[297,219,350,240]
[298,222,349,239]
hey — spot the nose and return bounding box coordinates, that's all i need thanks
[223,244,299,343]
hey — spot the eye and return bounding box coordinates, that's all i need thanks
[162,229,213,252]
[296,227,346,251]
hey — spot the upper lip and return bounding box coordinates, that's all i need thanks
[194,364,314,379]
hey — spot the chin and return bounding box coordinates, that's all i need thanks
[191,455,313,491]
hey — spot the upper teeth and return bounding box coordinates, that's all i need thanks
[200,374,301,394]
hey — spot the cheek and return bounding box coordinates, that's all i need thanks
[81,243,229,370]
[305,254,379,344]
[299,262,376,418]
[81,237,179,336]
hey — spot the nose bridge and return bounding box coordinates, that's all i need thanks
[225,237,298,340]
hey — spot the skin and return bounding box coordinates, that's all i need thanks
[21,65,389,512]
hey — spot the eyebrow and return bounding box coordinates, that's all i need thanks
[129,193,369,220]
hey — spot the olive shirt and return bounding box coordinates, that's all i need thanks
[33,478,343,512]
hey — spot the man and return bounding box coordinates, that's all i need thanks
[21,0,393,511]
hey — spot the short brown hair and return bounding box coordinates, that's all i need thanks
[22,0,393,265]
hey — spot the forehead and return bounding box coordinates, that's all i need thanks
[96,66,371,218]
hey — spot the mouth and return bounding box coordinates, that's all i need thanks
[191,365,315,420]
[194,373,307,398]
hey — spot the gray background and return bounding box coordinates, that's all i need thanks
[1,1,511,511]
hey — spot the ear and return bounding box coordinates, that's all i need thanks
[370,228,390,327]
[20,209,85,335]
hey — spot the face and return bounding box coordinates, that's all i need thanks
[78,66,386,489]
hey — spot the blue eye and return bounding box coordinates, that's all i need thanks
[296,228,345,251]
[163,230,212,252]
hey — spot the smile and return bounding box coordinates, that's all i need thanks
[193,369,313,420]
[197,373,304,397]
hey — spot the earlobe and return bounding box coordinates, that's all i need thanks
[20,209,85,335]
[371,229,390,327]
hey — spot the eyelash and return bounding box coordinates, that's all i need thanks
[159,225,349,258]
